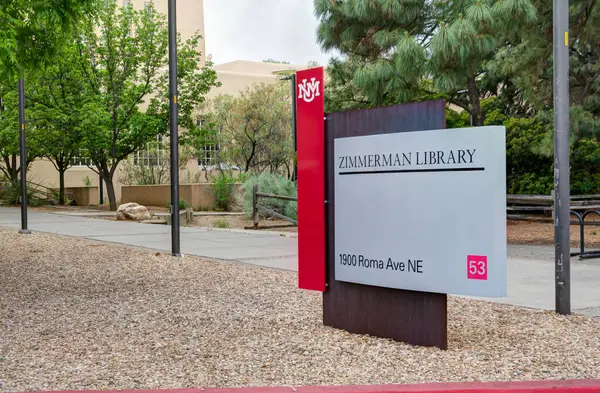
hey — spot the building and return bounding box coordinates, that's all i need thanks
[27,0,304,205]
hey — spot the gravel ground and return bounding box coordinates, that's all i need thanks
[1,229,599,392]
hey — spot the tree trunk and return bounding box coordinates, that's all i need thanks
[104,174,118,211]
[467,74,485,126]
[11,154,18,182]
[59,169,66,205]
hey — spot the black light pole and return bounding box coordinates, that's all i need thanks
[280,74,298,181]
[168,0,181,256]
[18,77,30,234]
[553,0,571,315]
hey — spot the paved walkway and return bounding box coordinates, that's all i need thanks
[1,207,599,316]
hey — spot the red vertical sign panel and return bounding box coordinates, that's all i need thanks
[296,67,326,292]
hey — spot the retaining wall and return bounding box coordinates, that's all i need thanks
[121,183,242,211]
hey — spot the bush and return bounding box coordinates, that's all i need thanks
[211,173,237,211]
[179,200,189,210]
[505,117,554,194]
[242,173,297,220]
[213,218,229,228]
[0,179,47,207]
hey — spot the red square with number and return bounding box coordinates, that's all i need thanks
[467,255,488,280]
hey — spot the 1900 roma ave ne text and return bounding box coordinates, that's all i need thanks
[339,253,424,273]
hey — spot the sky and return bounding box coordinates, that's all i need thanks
[204,0,332,66]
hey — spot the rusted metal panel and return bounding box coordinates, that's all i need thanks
[323,100,448,349]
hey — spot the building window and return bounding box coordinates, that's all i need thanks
[69,149,93,167]
[194,116,219,168]
[134,135,165,166]
[123,0,131,7]
[197,143,219,168]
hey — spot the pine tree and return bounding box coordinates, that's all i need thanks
[315,0,536,125]
[491,0,600,138]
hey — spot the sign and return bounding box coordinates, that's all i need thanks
[334,126,507,297]
[296,67,326,292]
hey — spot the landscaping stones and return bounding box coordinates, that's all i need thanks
[116,202,152,221]
[0,229,599,392]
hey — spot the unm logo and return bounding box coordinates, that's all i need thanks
[298,77,321,103]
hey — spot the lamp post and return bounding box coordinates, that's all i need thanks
[280,74,297,181]
[553,0,570,315]
[168,0,181,256]
[18,77,30,234]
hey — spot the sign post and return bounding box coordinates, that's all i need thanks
[295,76,507,348]
[296,67,326,292]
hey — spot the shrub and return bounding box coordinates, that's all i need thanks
[213,218,229,228]
[0,179,47,207]
[212,173,236,211]
[242,173,297,220]
[178,200,189,210]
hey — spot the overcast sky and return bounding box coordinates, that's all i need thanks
[204,0,331,66]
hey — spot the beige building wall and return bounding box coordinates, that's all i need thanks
[131,0,206,65]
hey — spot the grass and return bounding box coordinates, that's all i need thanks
[213,219,229,229]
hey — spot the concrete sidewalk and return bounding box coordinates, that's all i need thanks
[1,207,599,316]
[0,208,298,271]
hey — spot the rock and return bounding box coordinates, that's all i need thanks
[116,202,152,222]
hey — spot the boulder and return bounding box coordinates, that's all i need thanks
[116,202,152,222]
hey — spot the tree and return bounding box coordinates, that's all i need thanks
[492,0,600,137]
[315,0,537,125]
[1,0,97,204]
[208,83,294,176]
[0,80,41,183]
[0,0,98,81]
[71,1,218,210]
[25,44,90,205]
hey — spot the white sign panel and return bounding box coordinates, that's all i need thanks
[334,126,507,297]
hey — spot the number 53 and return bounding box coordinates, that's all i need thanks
[467,255,488,280]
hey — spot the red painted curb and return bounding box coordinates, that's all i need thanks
[297,380,600,393]
[13,380,600,393]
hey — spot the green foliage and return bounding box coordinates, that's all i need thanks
[0,80,41,182]
[505,116,553,194]
[213,218,229,229]
[504,116,600,195]
[316,0,538,125]
[0,0,98,81]
[44,0,220,210]
[491,0,600,130]
[178,200,189,210]
[205,83,294,175]
[211,173,240,212]
[242,173,298,219]
[0,178,47,207]
[83,176,92,187]
[571,139,600,195]
[446,109,471,129]
[242,174,297,220]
